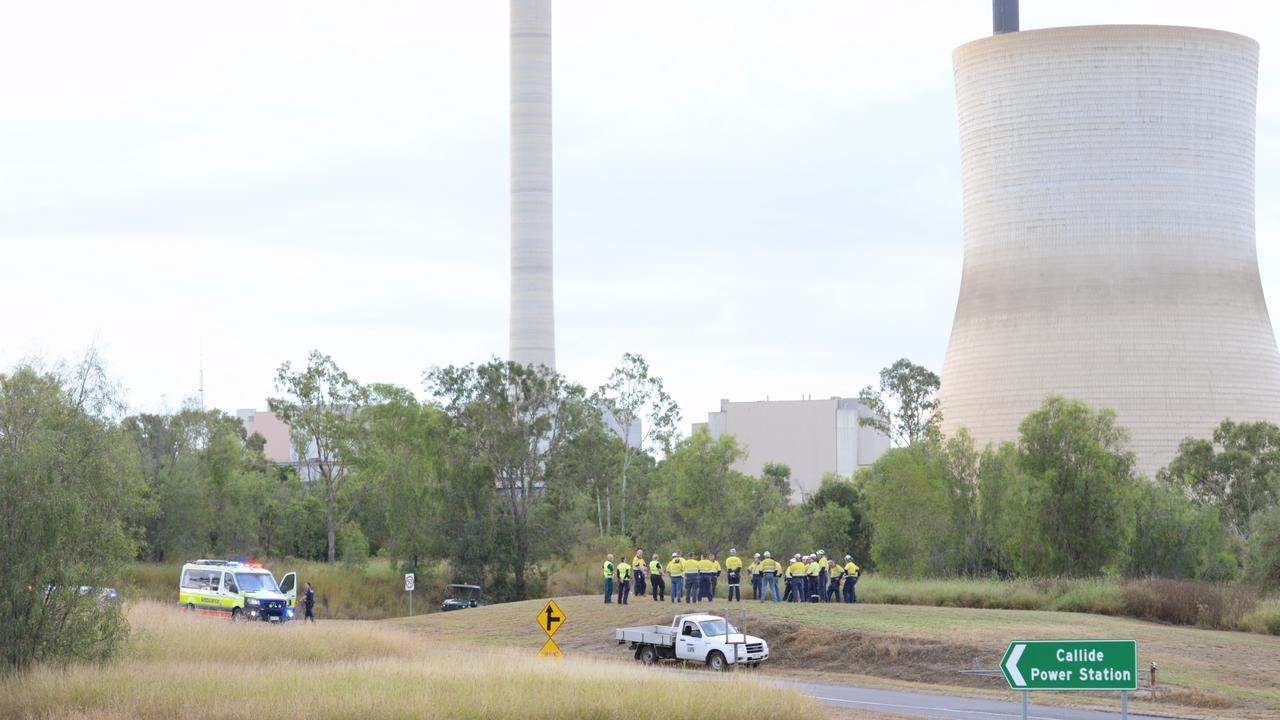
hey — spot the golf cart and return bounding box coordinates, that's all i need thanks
[440,583,483,612]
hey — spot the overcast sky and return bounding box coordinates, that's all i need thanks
[3,1,1280,430]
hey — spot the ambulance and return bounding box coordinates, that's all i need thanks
[178,560,296,622]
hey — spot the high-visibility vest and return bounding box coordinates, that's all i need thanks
[667,559,684,577]
[807,562,821,577]
[726,556,742,571]
[650,560,663,575]
[603,561,615,578]
[618,562,632,581]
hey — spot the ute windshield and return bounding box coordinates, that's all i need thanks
[698,620,738,637]
[234,572,280,593]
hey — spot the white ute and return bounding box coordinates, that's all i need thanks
[615,613,769,671]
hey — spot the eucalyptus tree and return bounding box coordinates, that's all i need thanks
[595,353,679,536]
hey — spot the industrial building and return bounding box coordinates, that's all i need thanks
[938,12,1280,476]
[694,397,890,503]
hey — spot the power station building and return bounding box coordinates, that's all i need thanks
[694,397,890,503]
[938,21,1280,477]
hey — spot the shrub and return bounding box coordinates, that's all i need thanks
[1243,507,1280,590]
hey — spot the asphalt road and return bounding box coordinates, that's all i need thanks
[777,679,1172,720]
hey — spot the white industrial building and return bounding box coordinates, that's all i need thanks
[937,22,1280,478]
[694,397,890,503]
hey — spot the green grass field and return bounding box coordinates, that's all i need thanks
[398,594,1280,717]
[0,601,818,720]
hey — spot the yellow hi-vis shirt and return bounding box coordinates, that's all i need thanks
[666,559,684,577]
[633,556,645,571]
[787,561,806,577]
[807,561,821,576]
[758,558,780,574]
[698,558,715,573]
[726,555,742,571]
[845,561,860,577]
[747,561,757,575]
[650,560,663,575]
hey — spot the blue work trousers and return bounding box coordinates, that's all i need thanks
[670,576,684,602]
[761,575,780,602]
[844,576,858,603]
[604,577,613,603]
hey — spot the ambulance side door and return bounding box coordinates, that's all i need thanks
[280,572,297,608]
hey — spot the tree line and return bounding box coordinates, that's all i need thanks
[3,351,1280,671]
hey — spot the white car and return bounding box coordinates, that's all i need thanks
[616,613,769,670]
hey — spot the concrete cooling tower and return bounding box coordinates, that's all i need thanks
[509,0,556,368]
[937,25,1280,477]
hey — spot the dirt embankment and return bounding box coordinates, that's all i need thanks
[746,615,989,685]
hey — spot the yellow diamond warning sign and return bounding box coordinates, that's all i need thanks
[538,637,563,657]
[536,599,566,638]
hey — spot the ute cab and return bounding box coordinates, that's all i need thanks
[440,584,483,611]
[179,560,295,622]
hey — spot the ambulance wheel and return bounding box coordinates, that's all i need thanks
[231,608,242,622]
[707,651,727,672]
[639,645,657,665]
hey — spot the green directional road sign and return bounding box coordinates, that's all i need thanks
[1001,640,1137,691]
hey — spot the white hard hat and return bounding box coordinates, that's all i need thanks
[763,551,771,558]
[845,555,852,560]
[753,552,761,558]
[730,548,737,554]
[818,549,825,555]
[672,552,679,557]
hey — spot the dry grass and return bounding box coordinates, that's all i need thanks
[0,601,818,720]
[402,594,1280,715]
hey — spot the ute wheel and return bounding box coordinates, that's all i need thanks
[231,608,242,623]
[639,645,658,665]
[752,662,761,669]
[707,651,727,672]
[187,603,195,613]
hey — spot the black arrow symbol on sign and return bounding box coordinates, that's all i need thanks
[544,606,561,631]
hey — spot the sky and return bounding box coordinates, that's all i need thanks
[3,1,1280,430]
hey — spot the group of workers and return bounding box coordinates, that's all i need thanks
[602,548,860,605]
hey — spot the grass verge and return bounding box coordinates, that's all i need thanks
[0,600,817,720]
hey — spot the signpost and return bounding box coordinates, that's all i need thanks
[405,573,415,616]
[1001,640,1137,720]
[536,599,565,657]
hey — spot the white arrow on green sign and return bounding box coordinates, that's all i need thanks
[1001,640,1137,691]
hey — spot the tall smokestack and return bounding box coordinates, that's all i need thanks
[993,0,1019,34]
[509,0,556,368]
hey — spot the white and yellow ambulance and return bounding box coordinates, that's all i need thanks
[178,560,296,622]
